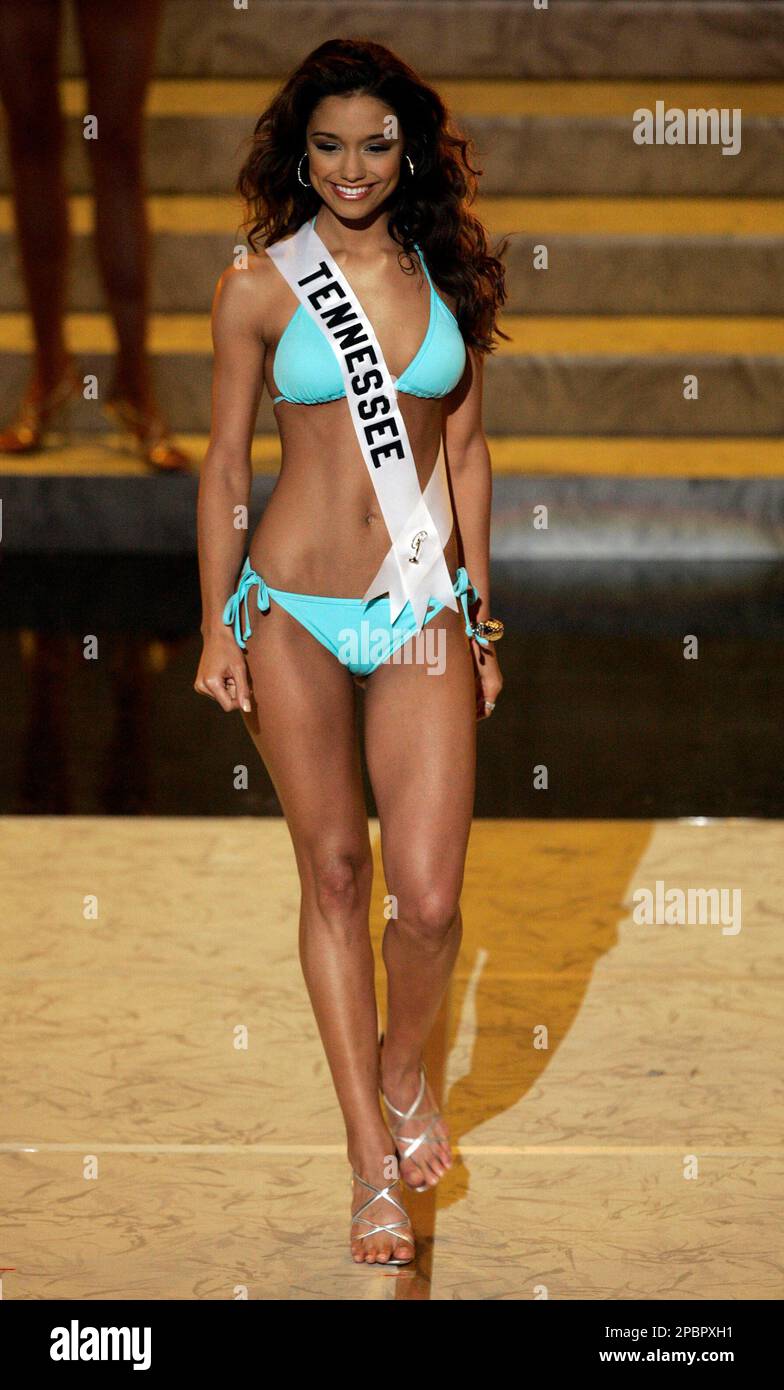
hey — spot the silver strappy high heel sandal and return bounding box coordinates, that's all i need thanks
[350,1170,415,1265]
[378,1032,448,1194]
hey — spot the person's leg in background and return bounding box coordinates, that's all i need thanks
[75,0,189,469]
[0,0,76,440]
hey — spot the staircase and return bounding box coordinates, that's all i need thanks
[0,0,782,557]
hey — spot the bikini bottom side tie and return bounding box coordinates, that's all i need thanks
[221,556,271,650]
[453,566,490,648]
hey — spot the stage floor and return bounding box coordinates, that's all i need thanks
[1,814,780,1300]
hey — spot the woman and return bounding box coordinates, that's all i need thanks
[194,38,506,1266]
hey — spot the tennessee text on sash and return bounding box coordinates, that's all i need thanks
[266,220,457,631]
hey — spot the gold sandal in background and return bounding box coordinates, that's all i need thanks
[0,359,83,453]
[101,396,192,474]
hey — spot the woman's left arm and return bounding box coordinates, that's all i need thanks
[443,347,503,719]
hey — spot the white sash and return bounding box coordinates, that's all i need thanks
[266,219,458,631]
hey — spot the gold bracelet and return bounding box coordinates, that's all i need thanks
[473,618,504,642]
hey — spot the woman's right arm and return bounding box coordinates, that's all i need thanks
[194,263,267,713]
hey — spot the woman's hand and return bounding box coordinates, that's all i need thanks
[470,638,503,721]
[194,631,253,714]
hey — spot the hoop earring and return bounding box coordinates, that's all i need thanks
[405,154,415,176]
[297,153,311,187]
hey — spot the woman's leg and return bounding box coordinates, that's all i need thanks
[363,606,477,1189]
[0,0,69,390]
[239,601,412,1262]
[73,0,162,405]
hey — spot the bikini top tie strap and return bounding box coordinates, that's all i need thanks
[413,240,435,293]
[453,567,490,647]
[222,557,271,650]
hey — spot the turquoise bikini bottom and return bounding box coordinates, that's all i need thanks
[222,556,489,677]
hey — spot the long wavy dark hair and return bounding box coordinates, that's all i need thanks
[236,38,509,354]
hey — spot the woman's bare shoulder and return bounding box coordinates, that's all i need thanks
[211,251,286,341]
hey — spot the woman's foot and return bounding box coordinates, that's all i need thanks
[349,1141,415,1265]
[101,390,191,473]
[379,1035,453,1191]
[0,359,82,453]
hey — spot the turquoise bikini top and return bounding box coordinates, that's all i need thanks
[271,215,466,405]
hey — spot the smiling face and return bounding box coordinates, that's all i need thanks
[304,91,403,220]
